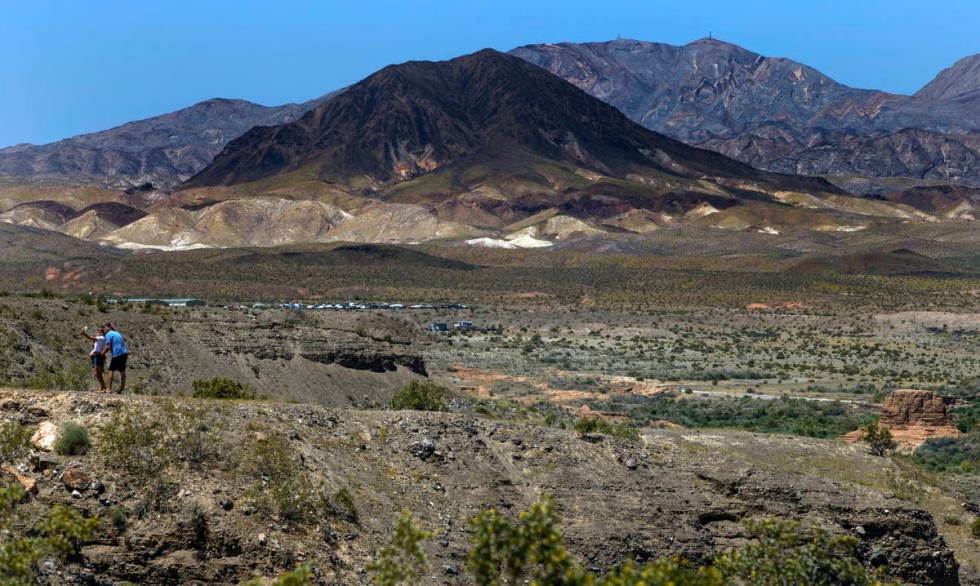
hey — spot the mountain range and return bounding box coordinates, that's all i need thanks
[183,49,827,193]
[511,38,980,190]
[2,40,980,252]
[0,94,335,189]
[1,38,978,193]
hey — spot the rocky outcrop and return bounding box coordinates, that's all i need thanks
[881,389,957,427]
[844,390,962,450]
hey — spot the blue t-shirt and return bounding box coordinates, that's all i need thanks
[105,330,128,357]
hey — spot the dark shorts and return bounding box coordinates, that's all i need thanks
[108,353,128,372]
[91,354,105,369]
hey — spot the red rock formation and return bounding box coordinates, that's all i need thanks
[880,389,956,427]
[842,389,962,450]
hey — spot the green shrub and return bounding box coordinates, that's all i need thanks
[97,408,166,480]
[249,435,316,524]
[54,422,90,456]
[243,563,314,586]
[972,517,980,539]
[368,510,433,586]
[26,360,89,391]
[634,395,874,439]
[0,422,32,463]
[325,487,359,524]
[713,518,883,585]
[371,497,891,586]
[108,506,127,531]
[863,422,896,457]
[914,431,980,473]
[191,377,257,400]
[0,484,99,583]
[389,380,447,411]
[573,416,640,440]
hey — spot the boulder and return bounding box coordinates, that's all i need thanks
[30,421,60,451]
[62,469,92,491]
[1,465,37,494]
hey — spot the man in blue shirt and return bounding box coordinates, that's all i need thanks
[101,322,129,394]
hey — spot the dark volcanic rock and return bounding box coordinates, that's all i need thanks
[511,39,980,186]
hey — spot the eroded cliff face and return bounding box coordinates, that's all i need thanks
[881,389,958,427]
[0,297,427,407]
[0,391,963,585]
[843,389,963,451]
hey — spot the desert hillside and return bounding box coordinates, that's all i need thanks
[0,389,966,584]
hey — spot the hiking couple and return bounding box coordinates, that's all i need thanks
[79,323,129,393]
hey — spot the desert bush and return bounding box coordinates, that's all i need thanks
[108,506,127,531]
[26,360,89,391]
[244,563,314,586]
[389,380,447,411]
[97,408,166,480]
[324,487,359,524]
[249,435,316,524]
[371,496,891,586]
[0,422,31,463]
[863,422,896,457]
[0,484,99,584]
[972,517,980,539]
[914,431,980,473]
[942,513,961,526]
[191,377,257,400]
[368,510,433,586]
[180,500,209,551]
[952,403,980,433]
[633,395,874,439]
[573,416,640,440]
[713,518,882,585]
[163,404,219,468]
[54,422,90,456]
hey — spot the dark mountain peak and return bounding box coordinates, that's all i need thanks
[916,53,980,100]
[686,37,750,50]
[184,47,834,195]
[195,97,255,107]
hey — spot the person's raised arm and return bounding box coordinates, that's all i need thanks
[79,327,97,342]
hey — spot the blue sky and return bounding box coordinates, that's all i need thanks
[2,0,978,146]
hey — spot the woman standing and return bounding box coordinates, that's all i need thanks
[80,325,107,392]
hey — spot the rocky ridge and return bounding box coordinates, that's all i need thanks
[0,297,426,407]
[511,39,980,187]
[0,95,335,189]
